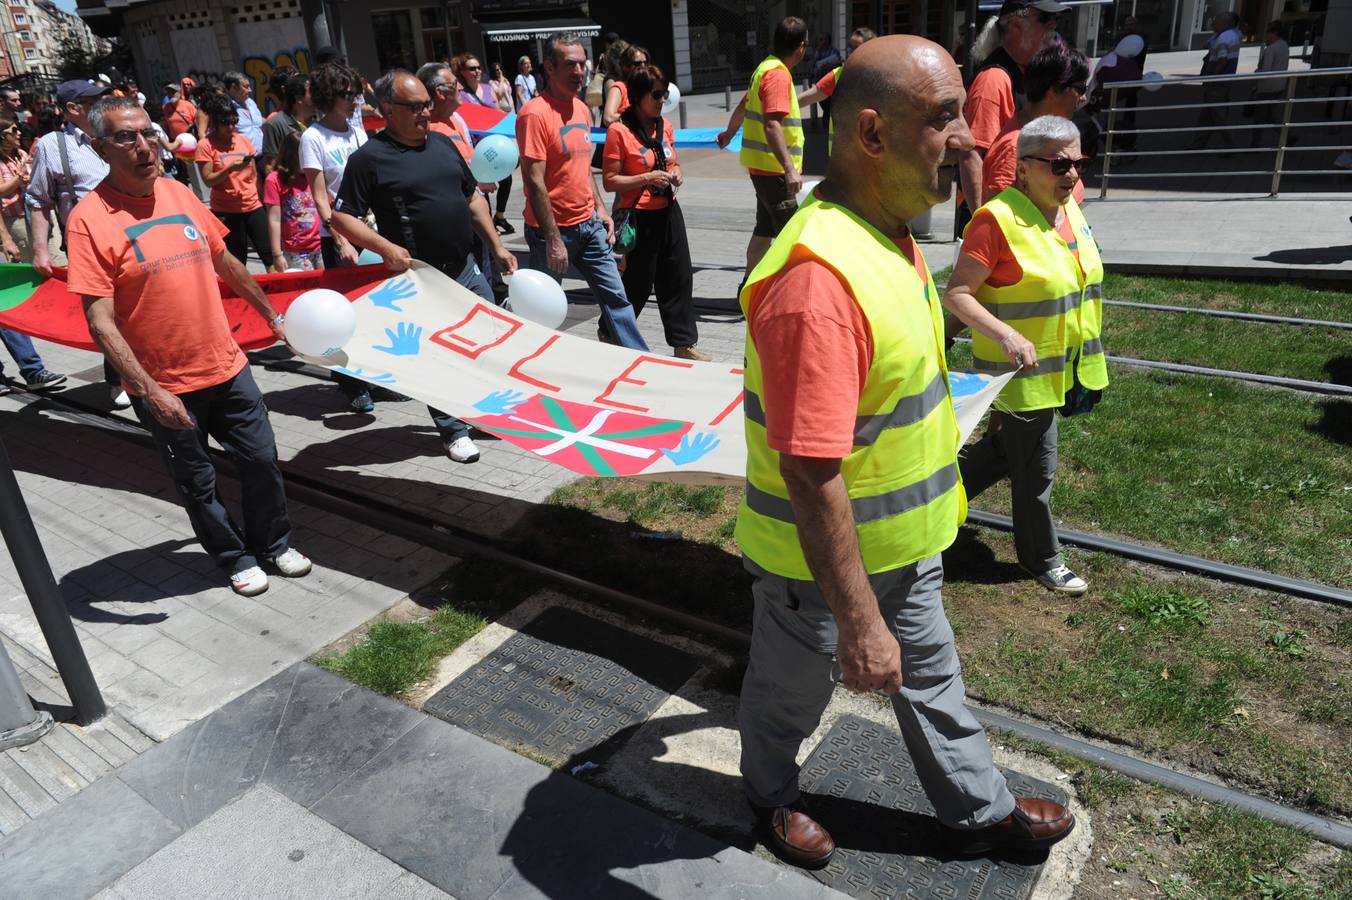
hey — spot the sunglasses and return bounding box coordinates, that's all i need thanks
[463,65,482,72]
[649,89,668,101]
[108,128,160,147]
[1023,155,1091,176]
[220,116,239,125]
[1033,10,1058,24]
[339,90,362,100]
[387,99,434,113]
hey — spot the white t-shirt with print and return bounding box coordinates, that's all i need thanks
[299,120,367,236]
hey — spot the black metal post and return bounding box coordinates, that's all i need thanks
[0,435,104,725]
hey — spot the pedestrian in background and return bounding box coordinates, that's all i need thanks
[603,64,709,361]
[260,72,312,170]
[1250,22,1290,145]
[195,94,274,271]
[455,53,515,236]
[264,131,321,271]
[512,58,536,111]
[602,44,649,126]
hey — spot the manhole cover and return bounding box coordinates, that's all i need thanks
[424,607,700,764]
[797,715,1066,899]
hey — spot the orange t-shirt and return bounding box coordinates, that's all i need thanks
[611,81,630,116]
[746,237,928,458]
[982,119,1086,206]
[815,68,838,97]
[194,132,260,214]
[517,93,596,229]
[750,66,795,177]
[430,115,473,161]
[964,67,1016,152]
[162,100,197,139]
[604,118,678,210]
[961,205,1080,288]
[65,178,244,395]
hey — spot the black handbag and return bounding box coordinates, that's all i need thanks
[1059,349,1103,417]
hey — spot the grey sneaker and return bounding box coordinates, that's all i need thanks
[1030,565,1088,596]
[24,369,67,391]
[268,548,312,577]
[444,436,481,464]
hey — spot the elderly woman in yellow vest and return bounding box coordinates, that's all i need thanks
[942,115,1107,596]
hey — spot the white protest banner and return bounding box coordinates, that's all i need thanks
[312,262,1013,485]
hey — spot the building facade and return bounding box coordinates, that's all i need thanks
[2,0,110,80]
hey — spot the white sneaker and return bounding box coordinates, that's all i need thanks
[1030,564,1088,596]
[1335,151,1352,170]
[268,548,312,577]
[110,386,130,409]
[230,566,269,597]
[445,436,481,464]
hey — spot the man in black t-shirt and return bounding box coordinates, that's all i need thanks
[332,69,517,463]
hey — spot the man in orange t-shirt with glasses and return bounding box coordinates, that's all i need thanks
[955,0,1063,235]
[66,96,311,598]
[518,33,648,351]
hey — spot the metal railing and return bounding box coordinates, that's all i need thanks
[1097,65,1352,199]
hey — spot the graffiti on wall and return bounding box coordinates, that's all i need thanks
[244,48,311,114]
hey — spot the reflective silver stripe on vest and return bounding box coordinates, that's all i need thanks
[973,348,1074,378]
[746,463,958,525]
[1082,337,1104,356]
[1085,283,1103,300]
[978,289,1082,322]
[744,110,803,127]
[853,371,948,445]
[744,375,946,444]
[740,139,804,157]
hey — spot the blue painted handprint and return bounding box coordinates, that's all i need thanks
[373,323,422,356]
[473,389,527,415]
[333,367,397,385]
[368,277,416,312]
[661,432,720,466]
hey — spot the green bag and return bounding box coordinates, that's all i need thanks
[613,206,637,255]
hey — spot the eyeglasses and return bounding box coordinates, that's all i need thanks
[107,128,159,147]
[649,90,668,101]
[1023,155,1091,175]
[387,99,434,113]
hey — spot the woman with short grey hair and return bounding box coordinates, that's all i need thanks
[942,114,1109,597]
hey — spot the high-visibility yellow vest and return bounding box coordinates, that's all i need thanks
[736,197,966,581]
[739,56,803,173]
[969,188,1109,412]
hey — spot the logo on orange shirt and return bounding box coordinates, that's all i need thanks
[124,213,208,262]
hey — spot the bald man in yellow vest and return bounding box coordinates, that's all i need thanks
[735,35,1076,869]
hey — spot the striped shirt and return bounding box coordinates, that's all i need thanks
[24,124,109,228]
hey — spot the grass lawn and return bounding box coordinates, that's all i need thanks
[939,356,1352,587]
[1100,272,1352,323]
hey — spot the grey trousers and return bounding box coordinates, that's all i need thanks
[737,554,1016,829]
[959,408,1062,574]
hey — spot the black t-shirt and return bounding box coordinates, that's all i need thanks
[334,130,475,272]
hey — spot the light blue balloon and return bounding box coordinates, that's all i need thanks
[469,134,520,184]
[358,248,382,266]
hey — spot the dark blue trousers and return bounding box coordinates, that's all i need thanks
[131,365,291,574]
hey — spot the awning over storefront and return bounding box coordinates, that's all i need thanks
[482,17,601,43]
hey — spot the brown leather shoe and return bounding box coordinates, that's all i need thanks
[752,800,836,869]
[946,798,1075,856]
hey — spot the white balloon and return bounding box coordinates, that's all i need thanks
[284,289,357,357]
[174,133,197,157]
[1143,71,1165,92]
[506,269,568,329]
[796,179,820,206]
[662,82,681,117]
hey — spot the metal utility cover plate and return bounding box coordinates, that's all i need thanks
[798,715,1066,900]
[424,607,700,763]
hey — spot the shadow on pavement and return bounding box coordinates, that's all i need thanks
[1254,245,1352,266]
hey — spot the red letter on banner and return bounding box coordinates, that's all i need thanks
[507,335,563,392]
[429,304,522,359]
[708,368,745,425]
[594,355,692,413]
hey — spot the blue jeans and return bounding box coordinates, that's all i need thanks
[0,328,44,381]
[131,366,290,574]
[525,214,650,351]
[427,257,494,442]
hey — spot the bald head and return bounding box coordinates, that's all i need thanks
[823,34,973,233]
